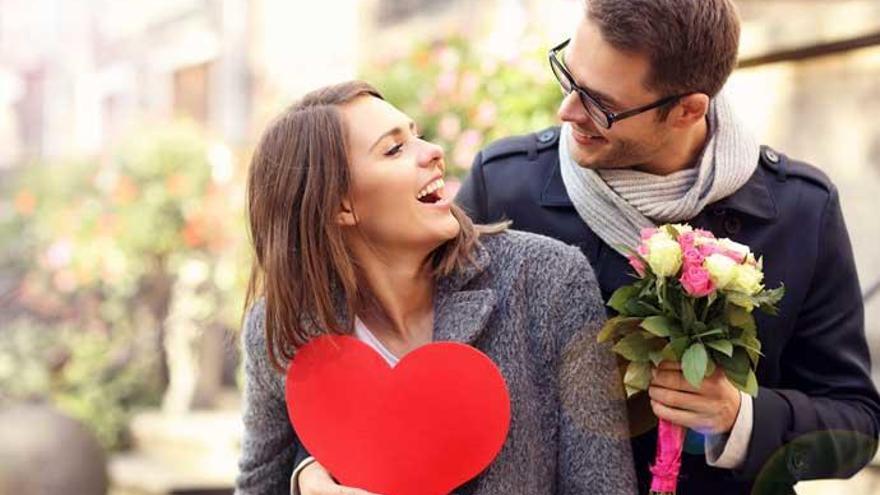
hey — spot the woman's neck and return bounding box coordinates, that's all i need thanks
[351,242,436,354]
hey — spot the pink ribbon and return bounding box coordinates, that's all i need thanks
[650,419,686,494]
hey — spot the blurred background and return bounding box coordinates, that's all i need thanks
[0,0,878,494]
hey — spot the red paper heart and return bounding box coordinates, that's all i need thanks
[286,335,510,495]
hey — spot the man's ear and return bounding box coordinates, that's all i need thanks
[668,93,710,129]
[336,198,358,227]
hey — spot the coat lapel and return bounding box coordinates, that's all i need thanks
[432,242,497,345]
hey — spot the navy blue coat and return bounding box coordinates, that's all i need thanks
[456,126,880,494]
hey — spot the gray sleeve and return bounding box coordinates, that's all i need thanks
[549,248,638,494]
[234,302,299,495]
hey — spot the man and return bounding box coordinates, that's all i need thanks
[456,0,880,493]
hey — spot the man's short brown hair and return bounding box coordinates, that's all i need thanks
[585,0,741,98]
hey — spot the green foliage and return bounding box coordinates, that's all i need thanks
[0,120,250,449]
[362,36,561,175]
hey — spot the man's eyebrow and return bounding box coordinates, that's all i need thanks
[584,86,622,109]
[368,121,417,152]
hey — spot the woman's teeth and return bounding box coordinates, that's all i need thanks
[417,178,445,200]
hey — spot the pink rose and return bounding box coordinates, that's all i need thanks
[694,229,716,240]
[682,247,705,268]
[679,265,715,297]
[678,231,696,250]
[628,254,647,278]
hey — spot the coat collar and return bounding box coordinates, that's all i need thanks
[539,151,778,221]
[709,165,778,221]
[432,241,497,345]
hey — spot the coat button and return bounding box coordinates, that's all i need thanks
[538,130,556,143]
[764,148,780,164]
[723,216,741,235]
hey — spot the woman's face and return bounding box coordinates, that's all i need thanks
[340,96,461,254]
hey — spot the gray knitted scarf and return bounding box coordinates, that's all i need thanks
[559,93,760,255]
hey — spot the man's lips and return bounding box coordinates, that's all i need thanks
[571,126,608,146]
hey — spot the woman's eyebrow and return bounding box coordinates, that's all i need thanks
[369,121,417,152]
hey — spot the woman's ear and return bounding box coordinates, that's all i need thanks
[668,93,710,129]
[336,198,358,227]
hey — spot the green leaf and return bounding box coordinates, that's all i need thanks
[625,384,642,398]
[640,316,678,338]
[624,299,661,317]
[744,370,759,396]
[694,327,725,339]
[612,332,654,362]
[717,347,751,388]
[649,349,666,367]
[663,224,680,240]
[597,316,640,343]
[726,304,756,332]
[756,284,785,306]
[607,285,641,314]
[624,361,653,393]
[732,333,763,366]
[682,343,708,389]
[706,339,734,357]
[727,292,755,311]
[705,358,717,378]
[661,336,690,362]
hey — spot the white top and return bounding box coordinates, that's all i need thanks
[353,316,400,366]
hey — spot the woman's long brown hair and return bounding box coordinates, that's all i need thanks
[243,81,504,371]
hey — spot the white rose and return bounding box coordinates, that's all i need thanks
[646,232,683,277]
[704,253,737,289]
[728,263,764,295]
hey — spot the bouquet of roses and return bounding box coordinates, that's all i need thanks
[598,224,784,495]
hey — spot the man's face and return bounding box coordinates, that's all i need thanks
[557,18,673,170]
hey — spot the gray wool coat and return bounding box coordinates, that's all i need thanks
[235,230,637,494]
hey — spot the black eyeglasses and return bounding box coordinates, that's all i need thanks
[548,38,685,130]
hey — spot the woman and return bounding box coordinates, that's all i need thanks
[235,81,636,495]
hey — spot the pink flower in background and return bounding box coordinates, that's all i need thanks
[453,129,483,169]
[459,71,480,101]
[679,265,715,297]
[436,71,457,95]
[437,114,461,141]
[474,102,497,128]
